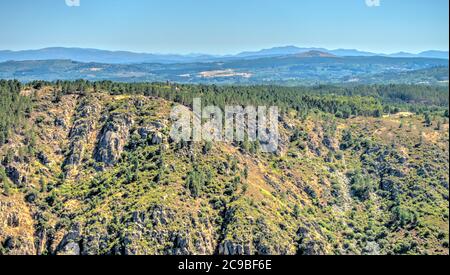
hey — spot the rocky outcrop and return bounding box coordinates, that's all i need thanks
[296,226,327,255]
[63,97,101,170]
[218,240,251,255]
[214,205,295,256]
[151,132,163,145]
[113,205,216,255]
[138,124,165,145]
[36,151,50,165]
[363,241,381,255]
[322,135,338,152]
[6,212,20,227]
[0,196,36,255]
[94,113,133,166]
[54,117,66,128]
[307,136,322,157]
[1,87,447,256]
[55,224,82,255]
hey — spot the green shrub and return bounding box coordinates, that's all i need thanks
[348,171,372,201]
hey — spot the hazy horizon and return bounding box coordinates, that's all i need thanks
[0,45,448,56]
[0,0,448,55]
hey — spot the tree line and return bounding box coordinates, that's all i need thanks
[1,79,448,147]
[37,80,449,116]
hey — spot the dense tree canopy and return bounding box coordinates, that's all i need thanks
[1,79,448,148]
[0,80,32,146]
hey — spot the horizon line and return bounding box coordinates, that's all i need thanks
[1,45,449,56]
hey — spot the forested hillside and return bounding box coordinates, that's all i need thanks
[0,80,448,255]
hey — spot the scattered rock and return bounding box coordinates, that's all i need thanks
[322,136,338,151]
[363,241,381,255]
[6,213,20,227]
[296,226,326,255]
[25,192,37,203]
[56,224,82,255]
[218,241,248,255]
[138,127,153,139]
[54,117,66,128]
[151,132,163,145]
[37,151,50,165]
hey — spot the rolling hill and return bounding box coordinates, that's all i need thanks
[0,53,448,85]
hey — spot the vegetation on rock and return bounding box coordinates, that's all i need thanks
[0,80,448,255]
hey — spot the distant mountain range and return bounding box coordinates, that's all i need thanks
[0,46,448,64]
[0,47,217,64]
[233,46,449,60]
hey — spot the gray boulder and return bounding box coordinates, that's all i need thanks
[95,114,133,166]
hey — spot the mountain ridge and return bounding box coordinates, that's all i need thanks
[0,46,448,64]
[0,81,448,255]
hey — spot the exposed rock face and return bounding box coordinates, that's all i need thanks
[307,136,322,157]
[37,151,50,165]
[322,135,338,152]
[6,212,20,227]
[1,88,448,256]
[80,233,107,255]
[25,193,36,203]
[94,113,133,166]
[122,206,178,255]
[0,196,36,255]
[214,205,295,256]
[107,205,216,256]
[138,126,164,145]
[296,226,326,255]
[54,117,66,128]
[63,97,101,169]
[363,241,381,255]
[58,241,80,255]
[138,127,153,139]
[218,240,251,255]
[56,224,82,255]
[75,221,110,256]
[151,132,163,145]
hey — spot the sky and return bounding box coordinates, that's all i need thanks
[0,0,448,54]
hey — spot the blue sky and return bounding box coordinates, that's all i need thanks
[0,0,448,54]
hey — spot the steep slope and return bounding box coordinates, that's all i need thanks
[0,85,448,255]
